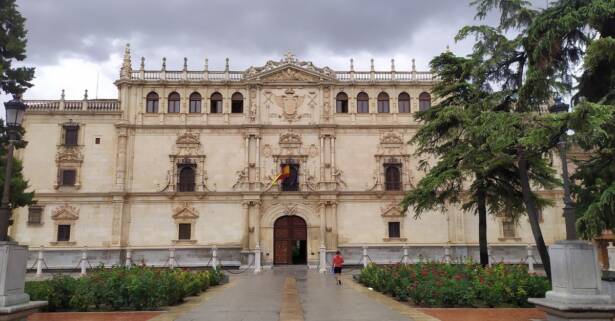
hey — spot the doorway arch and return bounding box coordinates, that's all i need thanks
[274,215,307,265]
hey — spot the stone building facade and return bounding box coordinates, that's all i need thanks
[10,46,568,269]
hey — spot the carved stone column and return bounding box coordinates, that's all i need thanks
[254,201,262,248]
[242,202,250,250]
[331,202,338,250]
[114,127,128,191]
[319,202,327,273]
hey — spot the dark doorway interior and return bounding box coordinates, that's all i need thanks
[274,215,307,265]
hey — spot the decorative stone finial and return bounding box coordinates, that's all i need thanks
[391,58,395,71]
[140,57,145,71]
[370,58,375,72]
[183,57,188,71]
[283,50,296,63]
[350,58,354,71]
[162,57,166,71]
[412,58,416,72]
[225,57,229,71]
[60,89,65,100]
[84,89,88,100]
[120,43,132,79]
[204,58,209,71]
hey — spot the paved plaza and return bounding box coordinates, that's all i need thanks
[156,267,435,321]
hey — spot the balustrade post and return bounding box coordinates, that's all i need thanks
[36,246,44,277]
[402,246,409,265]
[443,245,451,263]
[608,242,615,272]
[82,89,88,111]
[212,245,218,270]
[362,246,368,268]
[169,247,176,268]
[527,244,535,273]
[487,245,494,267]
[59,89,65,110]
[80,246,87,275]
[254,244,262,274]
[125,247,133,268]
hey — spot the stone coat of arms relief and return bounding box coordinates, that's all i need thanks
[273,88,305,122]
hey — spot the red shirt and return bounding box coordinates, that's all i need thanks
[332,255,344,267]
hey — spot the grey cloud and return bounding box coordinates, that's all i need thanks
[18,0,480,69]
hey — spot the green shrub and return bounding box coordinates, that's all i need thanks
[24,266,225,312]
[358,262,550,308]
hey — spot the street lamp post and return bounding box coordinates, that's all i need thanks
[548,97,577,240]
[0,95,26,242]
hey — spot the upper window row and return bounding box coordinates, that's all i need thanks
[146,91,244,114]
[335,92,431,114]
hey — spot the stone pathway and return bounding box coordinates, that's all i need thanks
[167,267,432,321]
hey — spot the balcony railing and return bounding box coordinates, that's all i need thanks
[25,99,120,112]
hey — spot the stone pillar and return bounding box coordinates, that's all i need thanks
[169,247,176,268]
[529,241,615,320]
[320,136,325,180]
[331,137,336,171]
[331,202,338,250]
[608,242,615,272]
[0,242,46,317]
[319,202,327,273]
[35,247,44,277]
[212,245,218,270]
[402,246,409,265]
[527,244,535,274]
[254,202,261,248]
[125,247,133,267]
[256,136,261,185]
[242,202,250,250]
[443,245,451,263]
[362,246,368,268]
[80,247,87,275]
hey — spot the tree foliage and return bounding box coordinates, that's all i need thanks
[0,119,33,209]
[0,0,34,95]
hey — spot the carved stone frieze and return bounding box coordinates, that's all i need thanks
[279,131,302,146]
[52,204,79,220]
[56,146,83,164]
[380,202,404,217]
[172,203,199,219]
[243,51,334,81]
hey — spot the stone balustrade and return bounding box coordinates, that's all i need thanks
[25,99,120,112]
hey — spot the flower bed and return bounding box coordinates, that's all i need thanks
[25,266,225,312]
[357,262,550,308]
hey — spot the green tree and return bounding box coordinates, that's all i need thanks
[0,120,33,209]
[0,0,35,95]
[523,0,615,239]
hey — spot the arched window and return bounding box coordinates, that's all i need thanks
[336,92,348,113]
[231,92,244,113]
[168,92,180,113]
[146,92,159,113]
[189,92,202,113]
[178,166,196,192]
[419,92,432,111]
[210,92,223,113]
[377,92,390,113]
[398,92,410,113]
[357,92,369,113]
[384,164,401,191]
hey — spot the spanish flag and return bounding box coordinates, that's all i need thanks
[269,164,291,188]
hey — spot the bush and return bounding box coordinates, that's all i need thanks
[358,262,550,308]
[25,267,225,312]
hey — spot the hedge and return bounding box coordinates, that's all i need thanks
[25,266,225,311]
[357,262,550,307]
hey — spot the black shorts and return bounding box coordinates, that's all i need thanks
[333,267,342,274]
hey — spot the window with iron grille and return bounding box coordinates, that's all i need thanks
[384,164,402,191]
[377,92,390,113]
[357,92,369,113]
[57,224,71,242]
[502,220,516,238]
[178,165,196,192]
[210,92,223,113]
[64,126,79,146]
[28,206,43,225]
[146,92,159,113]
[398,92,411,113]
[60,169,77,186]
[168,92,180,113]
[178,223,191,240]
[336,92,348,113]
[419,92,432,111]
[189,92,202,113]
[388,222,401,238]
[231,92,243,113]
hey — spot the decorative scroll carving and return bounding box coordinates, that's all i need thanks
[56,147,83,163]
[173,203,199,219]
[176,132,200,145]
[380,132,404,145]
[381,202,404,217]
[279,131,302,146]
[52,204,79,220]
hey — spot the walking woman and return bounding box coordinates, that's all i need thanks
[332,250,344,285]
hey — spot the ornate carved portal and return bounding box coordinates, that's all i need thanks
[273,215,307,265]
[159,131,214,193]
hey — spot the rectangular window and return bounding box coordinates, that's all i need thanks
[57,224,71,242]
[189,100,201,113]
[178,223,191,240]
[336,100,348,113]
[64,126,79,146]
[28,206,43,224]
[384,163,402,191]
[210,100,223,113]
[398,100,410,113]
[502,221,516,238]
[231,100,243,113]
[388,222,401,238]
[357,100,369,113]
[95,137,101,144]
[60,169,77,186]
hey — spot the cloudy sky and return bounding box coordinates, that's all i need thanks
[10,0,544,101]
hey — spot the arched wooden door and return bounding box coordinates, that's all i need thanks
[274,216,307,265]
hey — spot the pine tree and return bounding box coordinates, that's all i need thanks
[0,0,35,95]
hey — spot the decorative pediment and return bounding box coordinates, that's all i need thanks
[52,204,79,220]
[279,131,302,146]
[172,203,199,219]
[243,51,336,82]
[381,203,404,217]
[176,132,200,145]
[381,132,404,145]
